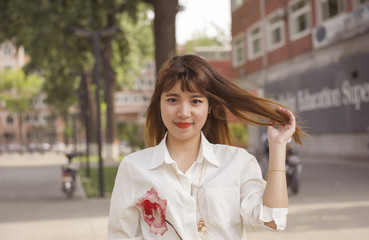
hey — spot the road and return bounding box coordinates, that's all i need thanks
[0,152,110,240]
[0,152,368,240]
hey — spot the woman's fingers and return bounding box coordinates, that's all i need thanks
[276,107,296,127]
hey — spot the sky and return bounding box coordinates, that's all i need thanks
[175,0,231,44]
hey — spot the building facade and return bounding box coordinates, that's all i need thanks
[114,60,156,125]
[0,41,65,152]
[194,45,233,80]
[231,0,369,158]
[0,41,26,70]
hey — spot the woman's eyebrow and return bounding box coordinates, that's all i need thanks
[190,94,206,98]
[163,92,205,98]
[163,93,180,97]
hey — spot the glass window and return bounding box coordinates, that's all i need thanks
[248,23,263,59]
[24,115,30,122]
[318,0,344,23]
[289,0,311,40]
[5,115,15,125]
[232,33,245,67]
[267,11,286,51]
[356,0,369,8]
[3,132,15,140]
[2,43,15,56]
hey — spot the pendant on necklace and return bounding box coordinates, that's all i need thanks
[197,218,207,234]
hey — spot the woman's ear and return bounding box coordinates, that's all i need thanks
[208,106,211,114]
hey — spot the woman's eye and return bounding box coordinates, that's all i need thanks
[192,99,203,104]
[167,98,177,103]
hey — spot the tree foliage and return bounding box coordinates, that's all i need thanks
[0,68,43,113]
[0,68,44,144]
[184,35,222,53]
[0,0,154,146]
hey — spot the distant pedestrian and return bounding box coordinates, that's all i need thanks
[108,55,306,239]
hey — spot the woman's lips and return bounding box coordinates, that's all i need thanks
[175,122,192,129]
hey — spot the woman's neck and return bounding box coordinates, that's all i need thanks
[166,133,201,173]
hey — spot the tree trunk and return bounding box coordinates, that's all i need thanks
[101,15,117,161]
[153,0,178,74]
[102,40,116,146]
[18,112,23,146]
[81,74,98,144]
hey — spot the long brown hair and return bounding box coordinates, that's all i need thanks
[145,55,306,147]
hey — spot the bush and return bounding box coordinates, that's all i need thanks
[78,166,119,198]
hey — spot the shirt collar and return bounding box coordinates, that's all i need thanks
[149,131,220,170]
[200,132,219,167]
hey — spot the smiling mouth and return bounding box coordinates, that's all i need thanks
[175,122,192,129]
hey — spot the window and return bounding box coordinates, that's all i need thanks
[24,115,30,123]
[355,0,369,8]
[232,33,245,67]
[248,23,263,60]
[232,0,243,11]
[6,115,14,124]
[267,10,286,51]
[3,132,15,141]
[1,42,15,57]
[4,114,15,126]
[289,0,311,40]
[317,0,344,23]
[43,115,50,125]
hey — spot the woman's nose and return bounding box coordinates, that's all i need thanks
[177,103,191,118]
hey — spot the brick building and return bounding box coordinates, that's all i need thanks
[231,0,369,158]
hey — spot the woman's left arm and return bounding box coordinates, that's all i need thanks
[262,107,296,229]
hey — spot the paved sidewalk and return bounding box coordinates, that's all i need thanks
[247,155,369,240]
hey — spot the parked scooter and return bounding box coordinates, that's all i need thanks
[260,135,303,195]
[285,145,303,195]
[61,153,78,198]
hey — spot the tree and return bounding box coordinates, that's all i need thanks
[0,69,43,145]
[0,0,153,159]
[0,0,99,144]
[184,35,222,53]
[0,0,179,156]
[150,0,179,74]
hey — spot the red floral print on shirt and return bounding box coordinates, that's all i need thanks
[136,188,168,235]
[136,188,182,239]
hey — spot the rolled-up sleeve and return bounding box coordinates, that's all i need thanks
[108,158,142,239]
[259,205,288,230]
[239,152,288,231]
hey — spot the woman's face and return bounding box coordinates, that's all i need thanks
[160,81,209,144]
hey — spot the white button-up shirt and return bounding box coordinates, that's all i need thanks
[108,132,288,240]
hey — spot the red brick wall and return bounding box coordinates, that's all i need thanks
[231,0,316,77]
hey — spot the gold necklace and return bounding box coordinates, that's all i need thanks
[170,160,207,234]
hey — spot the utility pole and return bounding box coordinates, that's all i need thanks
[71,26,118,198]
[70,72,92,178]
[80,74,91,178]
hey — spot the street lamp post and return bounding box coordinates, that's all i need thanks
[72,26,118,197]
[70,72,92,178]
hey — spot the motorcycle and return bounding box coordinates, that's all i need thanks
[285,146,303,195]
[260,135,303,195]
[61,153,78,198]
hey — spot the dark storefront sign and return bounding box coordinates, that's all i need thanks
[265,53,369,134]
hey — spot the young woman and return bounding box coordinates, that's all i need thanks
[108,55,305,239]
